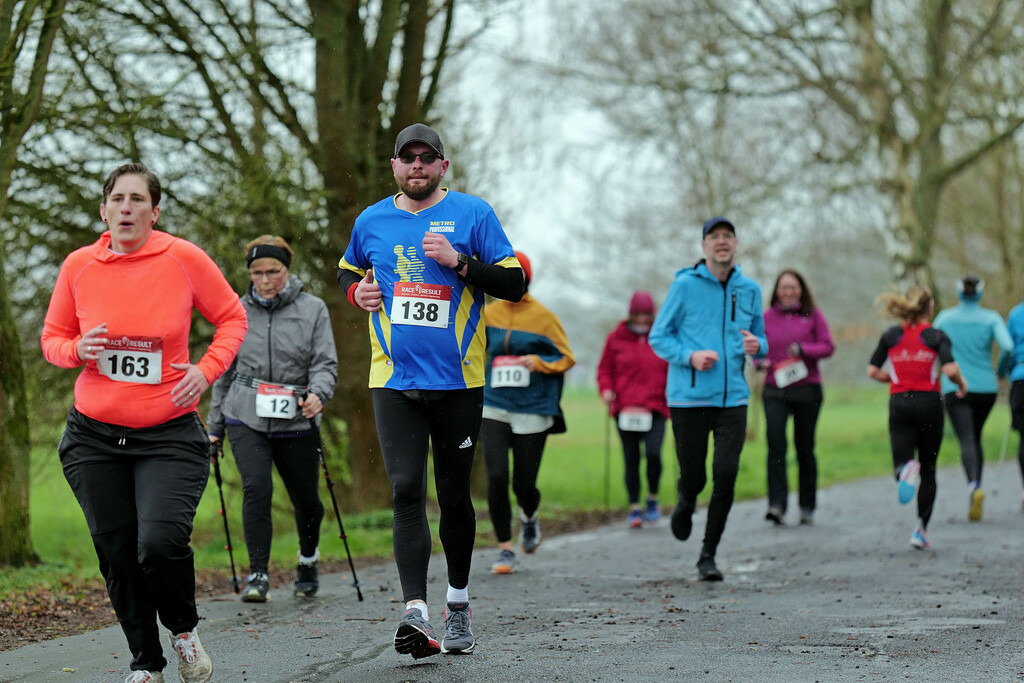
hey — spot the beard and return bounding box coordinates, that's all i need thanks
[399,173,442,201]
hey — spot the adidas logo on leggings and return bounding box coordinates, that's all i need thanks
[458,436,473,449]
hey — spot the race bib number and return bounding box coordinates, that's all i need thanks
[255,384,297,419]
[391,282,451,328]
[97,336,162,385]
[773,358,809,388]
[618,408,653,432]
[491,356,530,388]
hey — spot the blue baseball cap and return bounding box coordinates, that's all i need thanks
[702,216,736,238]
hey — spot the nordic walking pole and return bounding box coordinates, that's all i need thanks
[299,392,363,601]
[209,441,240,593]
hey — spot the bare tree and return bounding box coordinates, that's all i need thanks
[0,0,69,566]
[547,0,1024,292]
[6,0,512,511]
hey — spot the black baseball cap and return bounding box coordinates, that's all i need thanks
[702,216,735,238]
[394,123,444,158]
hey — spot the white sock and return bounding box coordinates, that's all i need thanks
[406,602,428,622]
[298,548,320,566]
[447,585,469,604]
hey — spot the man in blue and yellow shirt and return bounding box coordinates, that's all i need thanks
[337,123,523,659]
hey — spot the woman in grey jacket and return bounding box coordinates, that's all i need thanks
[208,235,338,602]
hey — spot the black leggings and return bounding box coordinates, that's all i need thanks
[943,392,996,485]
[480,418,548,543]
[889,392,943,527]
[763,384,823,514]
[617,414,666,505]
[670,406,746,559]
[59,408,209,673]
[372,387,482,603]
[225,424,324,573]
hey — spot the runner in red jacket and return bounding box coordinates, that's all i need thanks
[597,291,669,528]
[41,163,247,683]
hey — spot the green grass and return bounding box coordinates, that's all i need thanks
[6,384,1014,599]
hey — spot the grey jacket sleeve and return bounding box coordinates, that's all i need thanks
[206,356,237,438]
[306,297,338,404]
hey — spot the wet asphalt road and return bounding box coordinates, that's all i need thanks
[2,465,1023,682]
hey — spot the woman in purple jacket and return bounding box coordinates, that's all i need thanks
[759,270,835,526]
[597,291,670,528]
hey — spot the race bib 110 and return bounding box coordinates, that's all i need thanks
[96,336,163,385]
[491,356,531,388]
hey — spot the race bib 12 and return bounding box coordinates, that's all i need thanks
[255,384,297,419]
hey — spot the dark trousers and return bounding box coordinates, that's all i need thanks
[763,384,823,514]
[889,392,943,527]
[617,414,666,504]
[225,424,324,573]
[480,418,548,543]
[670,406,747,559]
[943,392,996,485]
[372,387,481,602]
[58,408,209,673]
[1012,381,1024,484]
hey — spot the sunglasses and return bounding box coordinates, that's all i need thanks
[395,152,442,165]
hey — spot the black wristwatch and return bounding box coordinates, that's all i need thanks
[457,252,470,270]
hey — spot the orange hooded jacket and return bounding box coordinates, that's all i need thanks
[41,230,247,428]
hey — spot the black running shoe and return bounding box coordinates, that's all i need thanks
[670,499,693,541]
[697,556,723,582]
[394,608,441,659]
[294,561,318,598]
[241,572,270,603]
[440,601,475,654]
[765,507,784,526]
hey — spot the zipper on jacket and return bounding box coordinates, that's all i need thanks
[690,367,696,388]
[266,310,275,434]
[721,285,729,406]
[731,292,737,321]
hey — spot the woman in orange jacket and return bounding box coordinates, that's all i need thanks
[41,163,247,683]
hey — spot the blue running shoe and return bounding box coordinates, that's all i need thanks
[644,499,660,523]
[627,509,643,528]
[910,527,930,550]
[897,460,920,505]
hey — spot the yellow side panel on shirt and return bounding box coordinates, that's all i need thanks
[368,311,394,387]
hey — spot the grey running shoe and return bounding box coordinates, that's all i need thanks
[696,555,723,582]
[520,516,541,554]
[125,672,164,683]
[169,629,213,683]
[670,497,693,541]
[491,548,517,574]
[440,601,475,654]
[799,509,814,526]
[241,572,270,602]
[394,608,441,659]
[294,561,318,598]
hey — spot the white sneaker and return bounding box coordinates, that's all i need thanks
[125,672,164,683]
[170,629,213,683]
